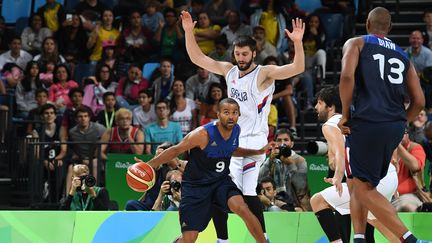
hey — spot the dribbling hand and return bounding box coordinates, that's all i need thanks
[285,18,305,42]
[180,11,196,33]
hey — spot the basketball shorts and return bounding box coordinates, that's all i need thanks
[320,163,397,219]
[230,135,267,196]
[345,120,404,187]
[179,177,241,232]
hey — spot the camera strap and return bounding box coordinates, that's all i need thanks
[80,193,92,211]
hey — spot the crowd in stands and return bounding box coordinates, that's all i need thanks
[0,0,430,213]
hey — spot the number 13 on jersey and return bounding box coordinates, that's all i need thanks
[373,53,405,84]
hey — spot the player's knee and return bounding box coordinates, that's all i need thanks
[181,232,198,243]
[230,201,249,216]
[310,193,327,212]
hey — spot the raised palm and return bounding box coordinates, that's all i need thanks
[180,10,196,32]
[285,18,305,42]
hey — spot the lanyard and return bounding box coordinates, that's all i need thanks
[80,193,91,211]
[104,110,115,129]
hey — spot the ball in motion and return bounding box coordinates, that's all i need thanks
[126,162,156,192]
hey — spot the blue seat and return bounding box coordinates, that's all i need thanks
[1,0,32,24]
[142,63,160,81]
[297,0,322,13]
[74,63,96,86]
[34,0,65,12]
[65,0,79,11]
[15,17,29,36]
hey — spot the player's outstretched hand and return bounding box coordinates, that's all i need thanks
[338,116,351,135]
[285,18,305,42]
[324,176,343,197]
[180,10,196,33]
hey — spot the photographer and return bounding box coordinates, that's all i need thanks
[60,164,110,210]
[258,128,311,211]
[152,170,182,211]
[258,177,300,212]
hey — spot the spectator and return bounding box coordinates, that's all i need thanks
[423,122,432,192]
[259,128,311,211]
[208,34,232,62]
[87,9,120,63]
[97,41,127,80]
[199,82,226,125]
[193,11,221,55]
[133,89,156,129]
[36,0,66,33]
[118,10,156,65]
[303,13,327,80]
[26,88,50,135]
[21,13,53,55]
[151,58,174,102]
[33,37,66,69]
[15,61,43,118]
[125,142,174,210]
[60,164,110,210]
[57,12,90,63]
[264,56,297,136]
[74,0,108,31]
[258,177,297,211]
[39,60,55,89]
[83,64,118,114]
[48,64,79,111]
[185,66,220,104]
[61,106,106,193]
[252,25,278,65]
[169,79,198,136]
[408,109,428,144]
[154,8,186,63]
[422,9,432,49]
[95,92,117,129]
[0,16,15,53]
[141,1,164,34]
[144,100,182,154]
[33,104,63,202]
[220,10,252,52]
[0,37,33,70]
[392,130,427,212]
[100,108,144,160]
[115,64,149,110]
[0,63,24,107]
[267,103,278,142]
[152,169,183,211]
[203,0,236,27]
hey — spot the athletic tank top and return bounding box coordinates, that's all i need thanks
[225,65,275,138]
[183,122,240,184]
[109,126,139,153]
[353,34,409,122]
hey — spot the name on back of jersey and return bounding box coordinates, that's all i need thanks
[230,88,248,102]
[378,38,395,50]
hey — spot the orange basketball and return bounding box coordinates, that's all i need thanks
[126,162,156,192]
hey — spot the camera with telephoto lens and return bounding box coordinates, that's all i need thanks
[77,175,96,191]
[276,144,292,159]
[166,180,181,195]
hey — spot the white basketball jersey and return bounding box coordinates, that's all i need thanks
[324,114,342,130]
[226,65,275,138]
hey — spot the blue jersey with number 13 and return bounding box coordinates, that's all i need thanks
[352,34,410,122]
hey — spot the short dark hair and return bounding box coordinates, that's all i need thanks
[260,176,276,190]
[138,89,153,99]
[103,91,115,101]
[233,35,257,52]
[315,86,342,113]
[215,34,228,48]
[263,56,279,65]
[35,87,48,96]
[68,87,84,99]
[40,103,56,115]
[155,100,169,108]
[74,106,92,118]
[218,98,240,111]
[274,128,293,142]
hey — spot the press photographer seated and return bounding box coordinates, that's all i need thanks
[60,164,110,210]
[152,170,183,211]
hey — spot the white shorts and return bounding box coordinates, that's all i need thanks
[229,135,267,196]
[320,165,398,220]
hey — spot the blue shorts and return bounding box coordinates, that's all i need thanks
[179,177,241,232]
[346,120,404,187]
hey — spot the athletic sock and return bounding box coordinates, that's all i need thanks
[216,239,229,243]
[243,196,266,232]
[315,208,341,241]
[365,223,375,243]
[212,206,229,240]
[401,231,418,243]
[354,234,366,243]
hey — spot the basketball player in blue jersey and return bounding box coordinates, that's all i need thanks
[180,10,305,242]
[338,7,426,243]
[136,98,272,243]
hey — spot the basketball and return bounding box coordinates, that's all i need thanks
[126,162,156,192]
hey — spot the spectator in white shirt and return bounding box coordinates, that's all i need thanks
[0,37,33,71]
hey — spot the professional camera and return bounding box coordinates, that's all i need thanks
[166,180,181,195]
[276,144,292,159]
[307,141,328,155]
[77,175,96,191]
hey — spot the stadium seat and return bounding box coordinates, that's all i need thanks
[1,0,32,24]
[74,63,96,86]
[142,62,160,80]
[34,0,65,12]
[15,17,29,36]
[297,0,322,13]
[65,0,79,11]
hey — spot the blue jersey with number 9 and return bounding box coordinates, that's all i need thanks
[183,122,240,184]
[352,34,410,122]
